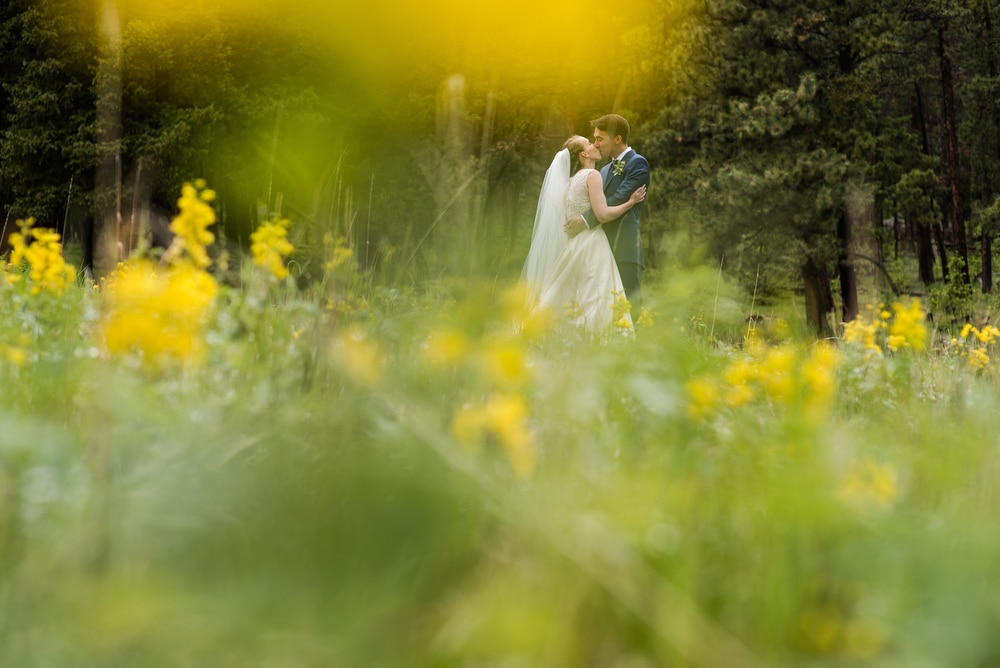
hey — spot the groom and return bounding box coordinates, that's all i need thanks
[564,114,650,305]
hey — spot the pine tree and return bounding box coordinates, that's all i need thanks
[0,0,97,249]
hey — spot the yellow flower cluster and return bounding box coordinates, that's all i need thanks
[612,291,632,330]
[843,299,927,357]
[504,282,553,341]
[98,259,218,369]
[963,322,1000,344]
[478,338,531,387]
[250,217,294,280]
[0,342,28,367]
[686,340,840,423]
[451,393,536,478]
[886,298,927,352]
[948,323,1000,370]
[842,304,889,357]
[167,180,216,268]
[686,377,720,421]
[564,300,584,320]
[5,218,77,295]
[844,298,927,361]
[422,327,469,368]
[838,456,900,510]
[96,181,224,370]
[424,285,543,477]
[323,234,354,273]
[325,294,370,317]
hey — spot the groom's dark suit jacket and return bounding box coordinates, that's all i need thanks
[582,148,650,269]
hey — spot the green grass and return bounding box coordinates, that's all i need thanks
[0,247,999,667]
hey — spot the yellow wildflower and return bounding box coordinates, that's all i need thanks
[99,260,218,369]
[451,393,537,477]
[720,357,757,407]
[885,334,905,351]
[686,377,719,420]
[500,284,530,322]
[166,181,217,268]
[843,314,882,357]
[977,325,1000,345]
[6,218,77,295]
[478,338,530,387]
[483,393,537,477]
[423,328,469,367]
[724,383,756,408]
[519,304,554,340]
[250,217,294,280]
[611,291,631,322]
[887,298,927,351]
[324,235,354,272]
[968,348,990,370]
[801,343,839,420]
[723,358,757,386]
[759,346,796,404]
[839,457,900,509]
[1,344,27,367]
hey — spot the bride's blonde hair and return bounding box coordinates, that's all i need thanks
[562,135,588,175]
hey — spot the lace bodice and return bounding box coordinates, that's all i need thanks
[565,169,593,218]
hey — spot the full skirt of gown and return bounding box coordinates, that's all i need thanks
[534,169,632,333]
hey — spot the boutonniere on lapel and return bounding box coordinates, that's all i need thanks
[612,158,626,176]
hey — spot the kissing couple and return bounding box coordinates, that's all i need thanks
[521,114,650,333]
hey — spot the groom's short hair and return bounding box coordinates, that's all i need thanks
[592,114,630,145]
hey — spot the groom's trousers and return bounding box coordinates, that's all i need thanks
[619,262,642,307]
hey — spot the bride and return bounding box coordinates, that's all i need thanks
[521,135,645,333]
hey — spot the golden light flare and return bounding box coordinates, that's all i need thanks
[89,0,680,101]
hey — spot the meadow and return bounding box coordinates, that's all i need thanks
[2,182,1000,667]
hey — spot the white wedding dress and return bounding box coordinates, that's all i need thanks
[522,155,632,334]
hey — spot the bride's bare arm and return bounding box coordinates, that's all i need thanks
[586,171,646,224]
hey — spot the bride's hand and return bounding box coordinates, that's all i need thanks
[629,185,647,206]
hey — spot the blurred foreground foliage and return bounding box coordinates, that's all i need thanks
[3,213,1000,667]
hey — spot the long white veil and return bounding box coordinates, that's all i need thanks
[520,148,569,306]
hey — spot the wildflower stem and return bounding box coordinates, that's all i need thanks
[747,263,760,341]
[711,253,724,341]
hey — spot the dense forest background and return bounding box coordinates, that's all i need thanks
[4,0,1000,334]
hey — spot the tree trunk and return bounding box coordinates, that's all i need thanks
[892,208,900,259]
[982,0,998,293]
[873,201,888,293]
[94,0,123,279]
[935,215,950,282]
[984,234,994,293]
[939,22,970,284]
[911,83,942,284]
[802,256,834,337]
[838,208,859,323]
[916,221,936,284]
